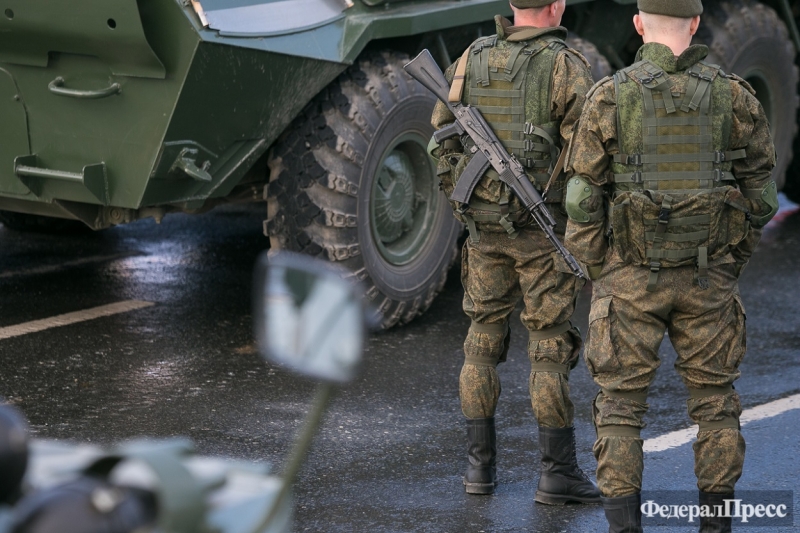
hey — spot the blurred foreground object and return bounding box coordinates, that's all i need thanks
[252,250,368,528]
[0,252,368,532]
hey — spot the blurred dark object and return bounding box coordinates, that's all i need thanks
[0,404,29,505]
[9,477,156,533]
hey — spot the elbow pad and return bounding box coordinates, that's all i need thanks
[750,181,778,228]
[565,176,605,223]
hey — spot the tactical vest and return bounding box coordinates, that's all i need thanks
[451,31,566,240]
[609,58,751,290]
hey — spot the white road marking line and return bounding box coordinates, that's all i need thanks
[0,301,154,340]
[644,393,800,453]
[0,252,143,279]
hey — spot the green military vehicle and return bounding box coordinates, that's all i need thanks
[0,0,796,328]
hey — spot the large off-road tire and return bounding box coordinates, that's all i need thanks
[266,51,461,329]
[566,34,613,82]
[0,211,89,234]
[696,0,799,195]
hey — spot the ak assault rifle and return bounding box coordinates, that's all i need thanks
[403,49,585,279]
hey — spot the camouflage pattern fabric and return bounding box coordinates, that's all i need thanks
[432,16,593,429]
[432,17,593,218]
[460,227,584,427]
[431,18,591,145]
[564,43,774,499]
[565,43,776,270]
[588,249,746,497]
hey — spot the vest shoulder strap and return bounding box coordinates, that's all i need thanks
[469,35,498,88]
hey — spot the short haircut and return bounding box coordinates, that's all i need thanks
[639,11,694,36]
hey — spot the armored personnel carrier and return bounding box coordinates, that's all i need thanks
[0,0,795,328]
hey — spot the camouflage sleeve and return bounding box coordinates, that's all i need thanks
[728,78,777,269]
[430,61,458,130]
[564,80,618,268]
[566,81,618,186]
[729,79,776,191]
[551,49,594,146]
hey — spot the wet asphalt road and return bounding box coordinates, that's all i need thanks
[0,199,798,532]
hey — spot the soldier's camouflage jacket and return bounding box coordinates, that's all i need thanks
[431,15,593,235]
[565,43,776,274]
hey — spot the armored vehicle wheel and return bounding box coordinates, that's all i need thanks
[266,51,460,329]
[565,34,612,82]
[0,211,89,234]
[697,0,799,193]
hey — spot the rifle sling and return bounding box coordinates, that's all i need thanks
[542,142,568,200]
[448,47,472,103]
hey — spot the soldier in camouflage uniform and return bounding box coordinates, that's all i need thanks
[430,0,599,503]
[563,0,778,531]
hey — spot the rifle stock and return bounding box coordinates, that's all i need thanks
[404,50,452,105]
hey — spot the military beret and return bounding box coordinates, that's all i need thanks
[638,0,703,17]
[510,0,557,8]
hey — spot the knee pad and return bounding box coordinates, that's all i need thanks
[593,388,649,436]
[687,386,741,431]
[464,321,510,367]
[528,323,582,376]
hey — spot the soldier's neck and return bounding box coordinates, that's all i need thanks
[642,34,693,57]
[512,12,559,29]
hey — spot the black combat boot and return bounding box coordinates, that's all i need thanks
[601,493,644,533]
[534,426,601,504]
[463,417,497,495]
[699,491,733,533]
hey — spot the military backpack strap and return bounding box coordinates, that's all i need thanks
[448,46,473,103]
[646,195,673,292]
[636,62,677,114]
[470,35,497,87]
[681,63,715,112]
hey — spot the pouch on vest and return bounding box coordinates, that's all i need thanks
[610,187,749,269]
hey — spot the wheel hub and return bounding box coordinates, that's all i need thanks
[374,150,415,243]
[369,133,437,266]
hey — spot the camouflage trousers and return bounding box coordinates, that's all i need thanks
[460,226,584,428]
[586,250,746,498]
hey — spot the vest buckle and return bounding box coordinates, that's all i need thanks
[632,171,643,184]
